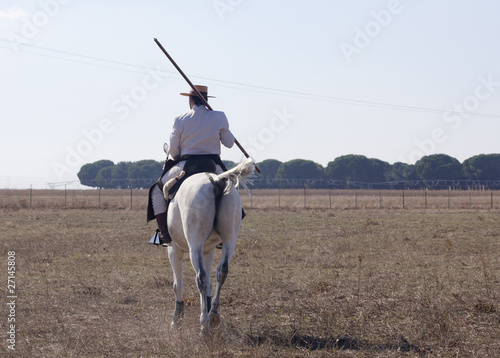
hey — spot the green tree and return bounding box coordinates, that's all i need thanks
[77,160,114,187]
[370,158,392,183]
[415,154,464,181]
[94,166,119,188]
[389,162,419,181]
[326,155,390,183]
[463,154,500,180]
[126,160,163,180]
[127,160,161,187]
[276,159,326,187]
[115,162,132,181]
[256,159,282,179]
[254,159,282,188]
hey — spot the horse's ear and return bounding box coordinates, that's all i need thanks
[163,143,169,154]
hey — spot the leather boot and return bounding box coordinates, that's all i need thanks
[155,212,171,246]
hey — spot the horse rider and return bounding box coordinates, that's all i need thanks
[147,85,235,245]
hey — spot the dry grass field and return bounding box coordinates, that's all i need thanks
[1,188,498,211]
[1,204,500,356]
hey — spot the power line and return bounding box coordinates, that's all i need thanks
[1,39,500,119]
[0,40,177,76]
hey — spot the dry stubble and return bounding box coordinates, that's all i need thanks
[1,207,499,357]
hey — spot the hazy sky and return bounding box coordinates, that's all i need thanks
[1,0,500,187]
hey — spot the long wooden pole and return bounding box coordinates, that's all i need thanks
[154,38,261,173]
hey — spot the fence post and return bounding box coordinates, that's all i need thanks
[329,189,332,209]
[355,191,357,209]
[379,191,382,209]
[278,187,281,208]
[469,191,471,209]
[402,191,405,209]
[30,184,32,208]
[491,192,493,209]
[303,186,306,208]
[425,190,427,209]
[98,187,101,208]
[64,185,67,209]
[130,187,133,209]
[448,188,450,209]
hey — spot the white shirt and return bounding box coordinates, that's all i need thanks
[168,105,235,160]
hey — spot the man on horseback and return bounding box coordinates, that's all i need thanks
[147,85,235,246]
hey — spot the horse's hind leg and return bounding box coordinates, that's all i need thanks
[189,246,211,333]
[203,249,216,313]
[209,241,236,327]
[168,246,184,328]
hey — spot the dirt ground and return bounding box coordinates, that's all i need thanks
[1,207,499,357]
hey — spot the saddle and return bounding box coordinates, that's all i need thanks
[146,154,226,222]
[162,156,245,223]
[164,156,218,201]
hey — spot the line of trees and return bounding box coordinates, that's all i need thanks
[77,153,500,189]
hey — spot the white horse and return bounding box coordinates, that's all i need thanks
[163,157,254,333]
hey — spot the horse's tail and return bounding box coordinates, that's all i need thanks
[215,157,255,195]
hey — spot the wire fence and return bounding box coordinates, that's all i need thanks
[241,189,498,210]
[250,178,500,190]
[72,178,500,190]
[1,187,498,210]
[4,176,500,190]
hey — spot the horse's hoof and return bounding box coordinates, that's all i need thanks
[171,316,183,329]
[171,301,184,330]
[200,326,211,337]
[171,318,183,330]
[209,312,221,327]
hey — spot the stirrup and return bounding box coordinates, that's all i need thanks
[216,243,222,250]
[149,229,161,245]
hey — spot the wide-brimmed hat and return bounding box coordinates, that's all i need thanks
[180,85,215,98]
